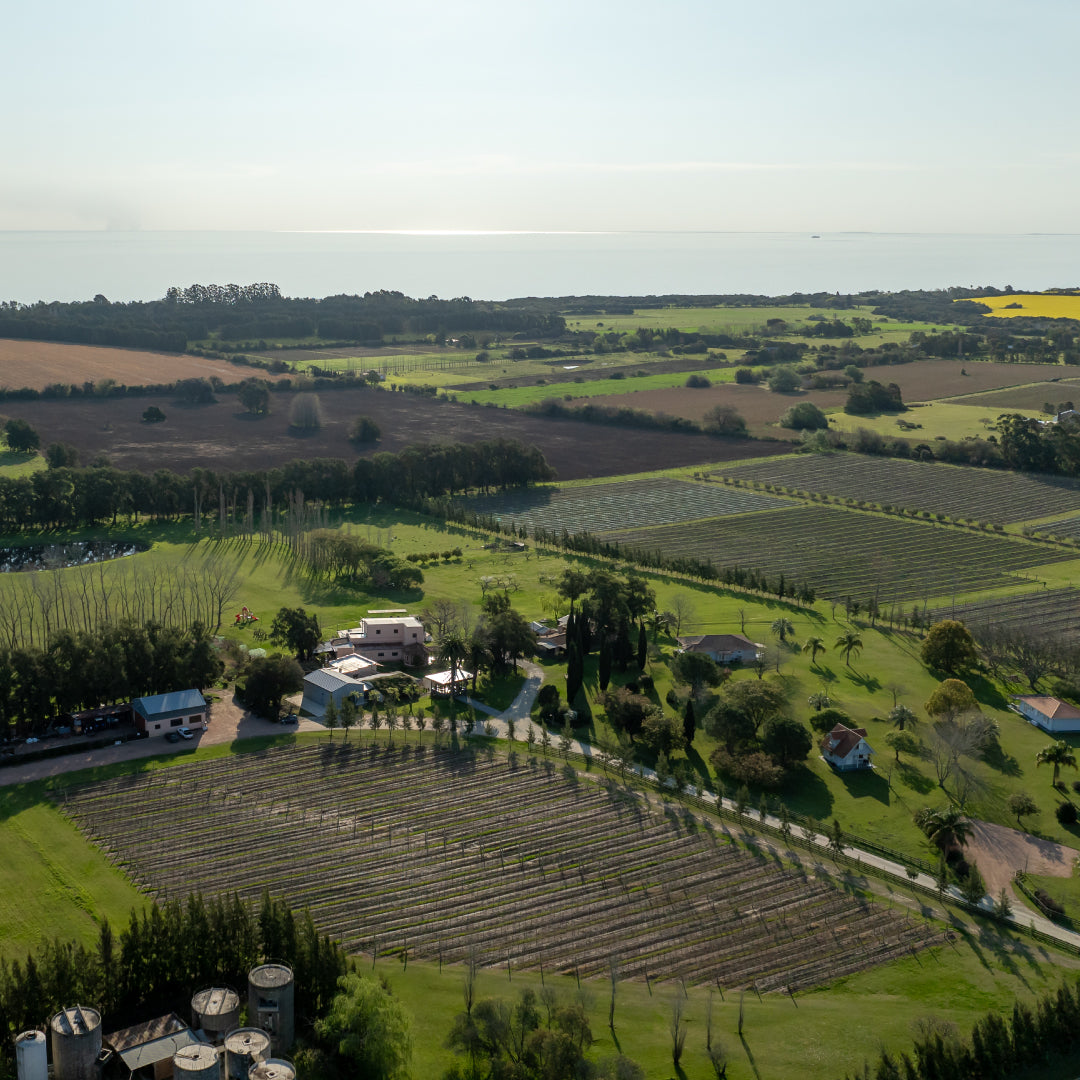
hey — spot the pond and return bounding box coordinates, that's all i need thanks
[0,540,149,573]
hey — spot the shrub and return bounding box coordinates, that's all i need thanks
[685,374,712,388]
[703,405,748,437]
[141,405,166,423]
[349,415,381,443]
[734,367,759,384]
[780,402,829,431]
[1056,801,1078,826]
[709,747,784,790]
[1035,887,1066,916]
[767,366,802,393]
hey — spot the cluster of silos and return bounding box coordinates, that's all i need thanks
[248,1060,297,1079]
[48,1006,102,1080]
[224,1027,272,1079]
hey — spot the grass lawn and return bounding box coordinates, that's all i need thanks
[372,920,1080,1080]
[0,793,148,960]
[0,448,45,478]
[826,401,1044,443]
[453,365,740,408]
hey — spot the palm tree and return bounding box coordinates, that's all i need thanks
[438,629,469,698]
[888,704,918,731]
[802,637,826,666]
[771,617,794,645]
[1036,741,1079,787]
[807,690,831,711]
[834,631,864,668]
[914,806,972,854]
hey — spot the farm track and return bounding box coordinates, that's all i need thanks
[603,505,1074,606]
[716,454,1080,526]
[57,743,935,992]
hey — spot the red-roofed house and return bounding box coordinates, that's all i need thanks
[821,724,874,771]
[1014,695,1080,735]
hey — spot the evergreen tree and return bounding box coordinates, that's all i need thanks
[682,698,696,749]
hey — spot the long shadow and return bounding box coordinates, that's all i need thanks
[844,669,882,693]
[780,765,834,820]
[897,762,936,795]
[981,740,1021,777]
[965,673,1010,711]
[813,664,839,685]
[739,1034,763,1080]
[838,766,892,805]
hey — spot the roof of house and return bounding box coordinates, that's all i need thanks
[362,616,423,628]
[304,668,367,693]
[331,655,378,677]
[678,633,763,653]
[133,690,206,717]
[822,724,871,759]
[1016,695,1080,721]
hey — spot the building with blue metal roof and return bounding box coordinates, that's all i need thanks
[132,689,208,736]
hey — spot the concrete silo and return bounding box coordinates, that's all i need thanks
[191,986,241,1042]
[14,1030,47,1080]
[247,964,294,1054]
[173,1042,221,1079]
[248,1060,297,1080]
[50,1006,102,1080]
[224,1027,271,1080]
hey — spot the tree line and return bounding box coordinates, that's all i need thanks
[0,890,347,1078]
[0,287,566,352]
[0,439,555,532]
[0,620,222,736]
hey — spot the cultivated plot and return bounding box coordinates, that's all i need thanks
[945,380,1080,413]
[58,744,934,991]
[462,478,787,534]
[716,453,1080,525]
[928,587,1080,645]
[603,505,1073,605]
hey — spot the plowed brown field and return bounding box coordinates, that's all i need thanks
[0,339,285,391]
[0,388,784,480]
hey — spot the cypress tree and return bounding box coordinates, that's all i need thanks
[637,621,648,671]
[683,698,696,750]
[598,634,612,692]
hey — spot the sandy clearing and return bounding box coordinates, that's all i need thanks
[964,818,1080,897]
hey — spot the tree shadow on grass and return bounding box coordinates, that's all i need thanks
[843,668,882,694]
[779,764,834,821]
[965,673,1011,711]
[982,739,1021,777]
[837,765,892,805]
[897,762,936,795]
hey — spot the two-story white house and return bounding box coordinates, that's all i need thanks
[821,724,875,771]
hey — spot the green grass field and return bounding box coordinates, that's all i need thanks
[827,401,1045,443]
[0,793,147,960]
[562,305,880,335]
[373,914,1080,1080]
[0,448,45,478]
[452,364,740,408]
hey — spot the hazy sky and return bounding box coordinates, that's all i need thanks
[4,0,1077,233]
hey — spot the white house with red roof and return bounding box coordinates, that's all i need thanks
[821,724,875,771]
[1014,695,1080,735]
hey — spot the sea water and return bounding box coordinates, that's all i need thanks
[0,230,1078,305]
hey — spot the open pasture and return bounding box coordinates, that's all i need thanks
[462,477,787,534]
[59,742,934,991]
[0,339,279,392]
[0,389,782,480]
[828,400,1045,443]
[603,505,1073,604]
[929,587,1080,645]
[972,293,1080,320]
[717,452,1080,525]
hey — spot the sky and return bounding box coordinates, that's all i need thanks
[3,0,1079,233]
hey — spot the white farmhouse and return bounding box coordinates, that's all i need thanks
[821,724,874,771]
[1014,695,1080,735]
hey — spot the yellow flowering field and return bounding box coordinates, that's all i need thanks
[971,292,1080,319]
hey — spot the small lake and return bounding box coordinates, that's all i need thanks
[0,541,149,573]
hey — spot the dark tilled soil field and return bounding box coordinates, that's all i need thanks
[0,387,784,480]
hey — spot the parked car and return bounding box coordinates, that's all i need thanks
[165,732,181,743]
[282,714,298,725]
[177,727,193,740]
